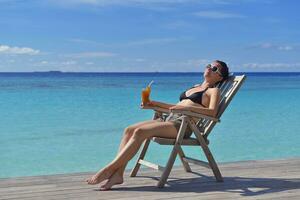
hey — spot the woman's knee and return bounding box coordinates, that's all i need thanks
[131,128,147,141]
[124,126,135,137]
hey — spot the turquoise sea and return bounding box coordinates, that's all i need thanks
[0,72,300,178]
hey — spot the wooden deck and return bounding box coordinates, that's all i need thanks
[1,158,299,200]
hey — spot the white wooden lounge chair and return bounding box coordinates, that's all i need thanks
[130,74,247,188]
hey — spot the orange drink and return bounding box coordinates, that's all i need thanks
[141,80,154,104]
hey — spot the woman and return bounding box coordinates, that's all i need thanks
[86,60,229,190]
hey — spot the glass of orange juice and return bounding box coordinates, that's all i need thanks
[141,80,154,104]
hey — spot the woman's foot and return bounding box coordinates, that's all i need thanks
[99,172,124,191]
[86,168,113,185]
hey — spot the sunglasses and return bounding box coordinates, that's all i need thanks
[206,64,223,77]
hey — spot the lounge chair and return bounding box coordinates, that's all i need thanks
[130,74,246,188]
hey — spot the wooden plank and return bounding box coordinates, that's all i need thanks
[1,158,298,187]
[0,158,299,200]
[152,137,200,146]
[138,159,165,172]
[0,161,298,191]
[1,175,298,199]
[183,157,210,169]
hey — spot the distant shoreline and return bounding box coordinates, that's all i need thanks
[0,71,300,74]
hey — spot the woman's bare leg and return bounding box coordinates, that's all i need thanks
[86,119,158,185]
[100,120,160,188]
[116,120,160,174]
[100,119,168,189]
[93,121,178,190]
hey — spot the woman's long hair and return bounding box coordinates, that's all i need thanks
[214,60,229,87]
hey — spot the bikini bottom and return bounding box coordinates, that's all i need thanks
[158,113,193,139]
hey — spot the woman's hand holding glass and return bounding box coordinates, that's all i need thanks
[140,100,155,109]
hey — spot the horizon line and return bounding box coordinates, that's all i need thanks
[0,71,300,73]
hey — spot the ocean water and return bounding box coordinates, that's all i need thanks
[0,72,299,178]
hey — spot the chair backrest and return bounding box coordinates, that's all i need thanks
[196,74,246,138]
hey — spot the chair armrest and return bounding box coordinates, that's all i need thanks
[171,109,220,122]
[141,105,170,114]
[152,106,171,114]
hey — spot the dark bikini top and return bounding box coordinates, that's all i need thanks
[179,86,209,106]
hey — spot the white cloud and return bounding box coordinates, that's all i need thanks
[68,37,183,47]
[259,43,273,49]
[67,52,116,58]
[250,43,295,51]
[48,0,255,7]
[135,58,146,62]
[49,0,200,7]
[33,60,78,68]
[61,60,77,65]
[126,38,179,46]
[193,11,245,19]
[0,45,40,55]
[242,62,300,69]
[182,58,210,66]
[165,20,191,29]
[85,62,94,65]
[277,45,293,51]
[67,38,103,46]
[48,0,255,9]
[146,58,210,72]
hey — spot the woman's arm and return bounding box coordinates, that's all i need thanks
[186,88,221,117]
[151,100,176,109]
[140,100,175,110]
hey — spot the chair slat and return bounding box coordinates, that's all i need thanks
[195,76,237,133]
[204,75,246,138]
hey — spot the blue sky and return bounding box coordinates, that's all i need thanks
[0,0,299,72]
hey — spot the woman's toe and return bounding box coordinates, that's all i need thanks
[99,186,110,191]
[87,178,94,184]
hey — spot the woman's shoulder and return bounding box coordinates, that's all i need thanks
[209,87,220,91]
[207,87,220,95]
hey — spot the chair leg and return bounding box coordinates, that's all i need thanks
[177,146,192,172]
[201,145,223,182]
[130,139,151,177]
[157,116,190,188]
[189,120,223,182]
[157,145,178,188]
